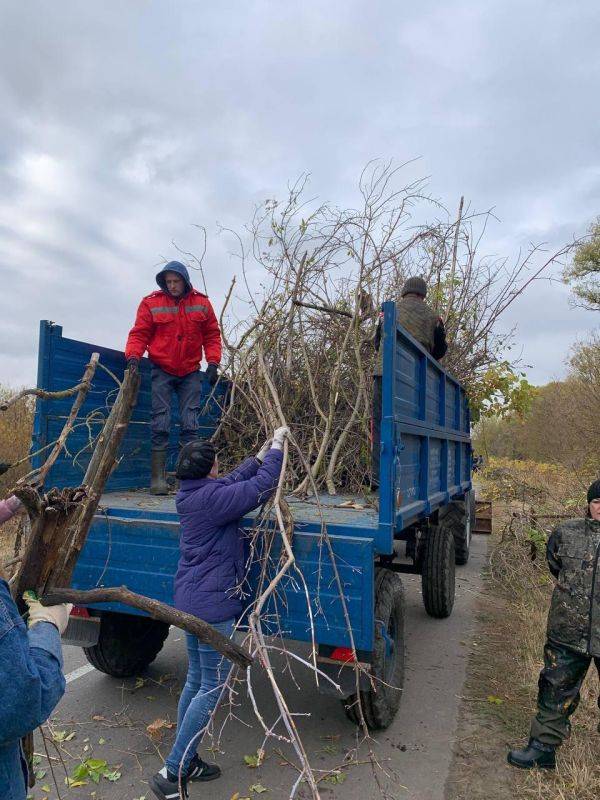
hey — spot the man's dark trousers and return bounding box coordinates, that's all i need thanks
[530,639,600,746]
[151,365,203,450]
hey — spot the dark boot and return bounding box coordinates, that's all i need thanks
[150,450,168,495]
[507,738,556,770]
[186,754,221,782]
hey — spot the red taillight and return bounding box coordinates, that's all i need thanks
[329,647,356,663]
[70,606,90,618]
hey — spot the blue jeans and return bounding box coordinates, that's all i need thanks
[151,365,203,450]
[165,619,235,775]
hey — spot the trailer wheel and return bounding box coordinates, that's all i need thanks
[421,522,455,618]
[83,611,169,678]
[439,489,474,566]
[343,569,405,730]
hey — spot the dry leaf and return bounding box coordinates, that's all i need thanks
[146,718,175,742]
[337,500,364,510]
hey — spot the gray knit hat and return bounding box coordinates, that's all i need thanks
[401,276,427,298]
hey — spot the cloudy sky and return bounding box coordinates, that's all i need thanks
[1,1,598,387]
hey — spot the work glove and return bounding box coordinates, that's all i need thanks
[23,591,72,635]
[205,363,219,386]
[126,357,140,375]
[256,439,273,462]
[272,426,290,451]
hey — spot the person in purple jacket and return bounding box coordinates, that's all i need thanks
[150,425,288,800]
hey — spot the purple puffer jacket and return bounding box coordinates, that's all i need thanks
[173,449,283,624]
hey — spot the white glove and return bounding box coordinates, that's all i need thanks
[24,592,73,634]
[272,426,290,451]
[256,439,273,462]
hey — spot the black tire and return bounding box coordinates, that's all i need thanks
[343,569,405,730]
[439,490,473,566]
[83,611,169,678]
[421,522,456,618]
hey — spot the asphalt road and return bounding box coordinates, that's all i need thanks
[32,537,487,800]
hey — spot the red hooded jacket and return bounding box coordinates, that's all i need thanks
[125,263,222,377]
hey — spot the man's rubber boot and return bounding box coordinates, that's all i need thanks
[507,738,556,770]
[150,450,169,495]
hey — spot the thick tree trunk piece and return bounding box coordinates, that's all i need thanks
[46,368,141,587]
[12,488,86,611]
[41,586,252,668]
[12,368,140,607]
[11,352,101,603]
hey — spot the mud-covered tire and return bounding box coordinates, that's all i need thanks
[421,522,455,618]
[343,569,405,730]
[439,490,473,566]
[83,611,169,678]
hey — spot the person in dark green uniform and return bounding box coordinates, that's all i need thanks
[371,276,447,488]
[508,479,600,769]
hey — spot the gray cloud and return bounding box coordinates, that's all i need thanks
[0,0,598,387]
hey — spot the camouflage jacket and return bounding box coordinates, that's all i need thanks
[546,517,600,656]
[374,297,445,376]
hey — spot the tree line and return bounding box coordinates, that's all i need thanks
[474,333,600,478]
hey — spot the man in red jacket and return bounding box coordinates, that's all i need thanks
[125,261,222,494]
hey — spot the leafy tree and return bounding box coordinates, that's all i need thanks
[564,217,600,310]
[473,335,600,475]
[467,361,534,421]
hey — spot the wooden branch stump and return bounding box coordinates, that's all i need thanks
[12,368,140,608]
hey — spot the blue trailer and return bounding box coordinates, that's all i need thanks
[32,301,473,729]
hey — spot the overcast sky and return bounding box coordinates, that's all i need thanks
[1,1,598,387]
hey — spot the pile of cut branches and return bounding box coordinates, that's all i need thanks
[214,162,575,494]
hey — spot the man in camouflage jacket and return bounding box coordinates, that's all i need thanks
[508,479,600,770]
[371,276,447,487]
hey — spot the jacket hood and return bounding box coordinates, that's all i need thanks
[156,261,193,295]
